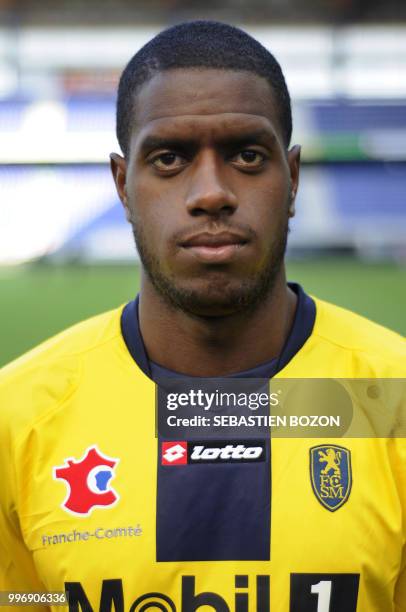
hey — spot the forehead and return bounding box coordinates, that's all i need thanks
[132,68,282,145]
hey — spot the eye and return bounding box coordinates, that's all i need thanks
[150,152,187,171]
[232,149,266,168]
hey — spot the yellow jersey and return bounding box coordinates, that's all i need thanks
[0,287,405,612]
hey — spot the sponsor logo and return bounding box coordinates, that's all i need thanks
[54,446,119,516]
[161,440,266,466]
[65,574,360,611]
[162,441,188,465]
[310,444,352,511]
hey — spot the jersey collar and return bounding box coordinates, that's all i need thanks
[120,283,316,380]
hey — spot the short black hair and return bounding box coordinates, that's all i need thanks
[116,20,292,157]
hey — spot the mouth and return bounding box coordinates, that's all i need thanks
[179,231,248,263]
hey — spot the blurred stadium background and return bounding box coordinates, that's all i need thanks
[0,0,405,366]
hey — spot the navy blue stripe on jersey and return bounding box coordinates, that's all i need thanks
[121,283,316,380]
[156,441,271,561]
[121,283,315,561]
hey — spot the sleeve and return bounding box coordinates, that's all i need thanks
[0,383,50,612]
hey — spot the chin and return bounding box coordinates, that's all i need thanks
[158,277,273,318]
[179,293,243,318]
[140,243,285,318]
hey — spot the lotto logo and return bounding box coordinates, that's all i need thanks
[162,441,187,465]
[161,440,266,466]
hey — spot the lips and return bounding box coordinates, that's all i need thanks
[179,231,248,263]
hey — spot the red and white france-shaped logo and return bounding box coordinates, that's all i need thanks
[53,446,119,516]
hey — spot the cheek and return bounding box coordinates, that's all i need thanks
[131,182,173,246]
[243,179,290,227]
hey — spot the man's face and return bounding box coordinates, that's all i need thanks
[112,68,300,316]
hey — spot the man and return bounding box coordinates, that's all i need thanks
[1,21,405,612]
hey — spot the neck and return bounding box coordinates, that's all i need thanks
[138,270,297,377]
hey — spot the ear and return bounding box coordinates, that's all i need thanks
[110,153,131,222]
[287,145,301,218]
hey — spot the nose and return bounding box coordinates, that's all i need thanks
[185,150,238,217]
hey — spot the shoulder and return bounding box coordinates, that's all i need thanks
[311,297,405,375]
[0,305,124,379]
[0,306,125,436]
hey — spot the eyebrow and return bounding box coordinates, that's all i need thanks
[138,129,276,155]
[139,136,196,154]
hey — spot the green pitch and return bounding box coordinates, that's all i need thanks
[0,259,404,367]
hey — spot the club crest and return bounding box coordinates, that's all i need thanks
[310,445,352,512]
